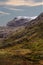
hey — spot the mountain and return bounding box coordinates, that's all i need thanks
[0,13,43,65]
[0,13,43,50]
[7,16,36,27]
[0,12,43,46]
[0,16,37,38]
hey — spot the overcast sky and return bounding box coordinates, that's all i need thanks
[0,0,43,26]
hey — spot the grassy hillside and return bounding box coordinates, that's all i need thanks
[0,13,43,65]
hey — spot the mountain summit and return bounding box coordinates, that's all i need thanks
[7,16,37,27]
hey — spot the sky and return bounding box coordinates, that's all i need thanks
[0,0,43,26]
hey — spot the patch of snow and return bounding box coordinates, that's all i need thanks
[15,16,37,21]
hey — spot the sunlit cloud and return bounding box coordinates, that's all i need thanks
[5,0,43,6]
[0,0,43,6]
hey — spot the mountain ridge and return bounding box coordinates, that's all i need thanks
[7,16,37,27]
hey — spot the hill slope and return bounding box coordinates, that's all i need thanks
[1,13,43,48]
[0,13,43,65]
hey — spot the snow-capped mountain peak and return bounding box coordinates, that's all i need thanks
[7,16,37,27]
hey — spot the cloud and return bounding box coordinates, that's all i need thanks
[0,0,8,2]
[0,0,43,6]
[25,0,42,2]
[0,11,10,15]
[34,0,42,2]
[4,7,23,11]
